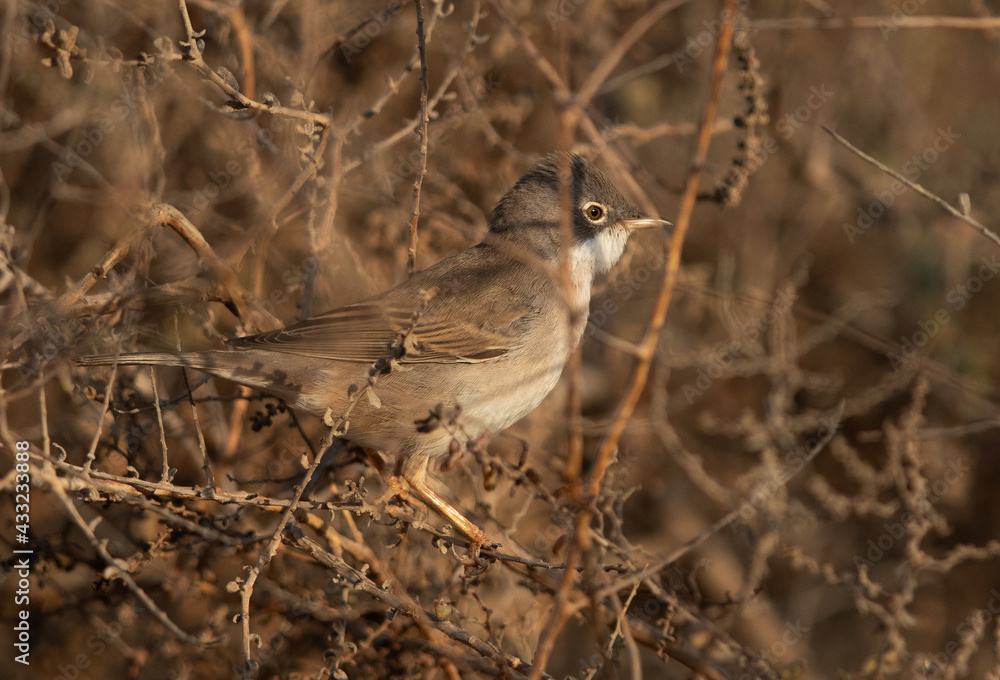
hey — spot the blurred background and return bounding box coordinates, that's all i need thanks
[2,0,1000,678]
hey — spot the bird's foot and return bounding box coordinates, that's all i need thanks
[374,474,409,506]
[459,535,494,578]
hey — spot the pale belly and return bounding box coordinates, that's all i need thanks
[313,322,581,460]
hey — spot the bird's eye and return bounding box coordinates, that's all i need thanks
[584,202,606,222]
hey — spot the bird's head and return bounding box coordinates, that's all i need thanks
[488,154,670,278]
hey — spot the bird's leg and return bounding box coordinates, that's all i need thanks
[398,453,493,551]
[301,438,347,499]
[407,478,489,548]
[363,449,412,507]
[363,448,494,555]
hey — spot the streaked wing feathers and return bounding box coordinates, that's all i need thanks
[227,297,532,364]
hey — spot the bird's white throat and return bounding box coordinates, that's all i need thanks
[568,226,629,308]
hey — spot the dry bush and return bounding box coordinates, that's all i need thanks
[3,1,1000,679]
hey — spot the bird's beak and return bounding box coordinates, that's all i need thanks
[623,213,672,232]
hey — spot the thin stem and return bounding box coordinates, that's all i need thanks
[407,0,431,276]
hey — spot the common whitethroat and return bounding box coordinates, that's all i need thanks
[79,154,671,544]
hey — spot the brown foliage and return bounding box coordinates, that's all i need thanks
[3,1,1000,679]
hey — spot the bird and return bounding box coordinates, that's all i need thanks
[78,153,671,545]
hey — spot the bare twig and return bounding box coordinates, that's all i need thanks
[350,2,482,165]
[151,203,280,332]
[823,125,1000,249]
[234,423,337,679]
[585,0,738,505]
[286,526,553,679]
[407,0,430,276]
[150,367,171,481]
[36,455,221,646]
[575,0,693,109]
[341,1,449,142]
[754,15,1000,31]
[39,454,362,512]
[176,0,332,127]
[590,403,843,604]
[83,364,116,475]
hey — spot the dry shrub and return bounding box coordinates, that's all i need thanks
[3,1,1000,679]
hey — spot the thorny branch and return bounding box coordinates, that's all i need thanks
[7,2,1000,678]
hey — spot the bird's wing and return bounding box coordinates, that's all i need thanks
[227,284,535,364]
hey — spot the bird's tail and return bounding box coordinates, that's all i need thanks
[76,350,307,408]
[78,351,256,388]
[77,351,219,371]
